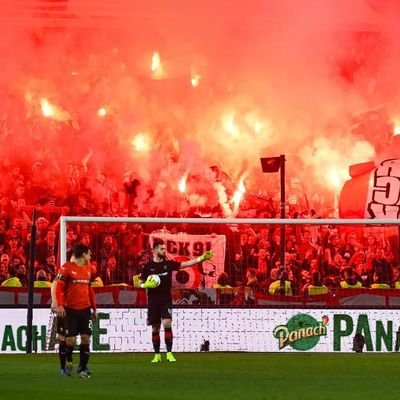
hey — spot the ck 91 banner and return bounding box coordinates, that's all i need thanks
[149,231,226,288]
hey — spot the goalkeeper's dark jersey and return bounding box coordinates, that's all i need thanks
[140,259,180,304]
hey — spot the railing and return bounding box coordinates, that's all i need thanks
[2,286,400,308]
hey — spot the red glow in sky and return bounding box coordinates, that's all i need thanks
[0,0,399,216]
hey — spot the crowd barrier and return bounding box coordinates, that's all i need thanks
[1,286,400,307]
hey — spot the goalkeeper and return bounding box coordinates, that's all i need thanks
[135,239,213,363]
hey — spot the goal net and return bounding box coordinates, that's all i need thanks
[47,216,400,352]
[59,216,400,294]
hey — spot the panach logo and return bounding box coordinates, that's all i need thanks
[273,314,328,351]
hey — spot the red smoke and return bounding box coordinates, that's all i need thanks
[0,1,398,216]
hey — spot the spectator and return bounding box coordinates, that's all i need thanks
[66,228,77,260]
[364,234,377,261]
[372,248,392,285]
[23,232,32,261]
[297,229,318,263]
[213,272,232,289]
[324,234,341,265]
[0,260,9,285]
[355,262,372,288]
[213,272,235,305]
[4,236,26,264]
[231,252,246,286]
[305,271,328,295]
[339,232,361,261]
[0,253,10,274]
[340,267,362,289]
[1,273,22,287]
[392,267,400,289]
[286,251,301,276]
[287,268,300,295]
[370,271,390,289]
[36,228,58,265]
[97,234,120,270]
[42,253,57,281]
[101,255,126,285]
[325,253,343,279]
[36,217,50,241]
[255,248,269,275]
[121,223,147,283]
[10,256,24,277]
[34,269,52,288]
[1,258,25,287]
[14,263,28,287]
[299,269,311,291]
[268,270,292,295]
[308,258,320,274]
[245,268,258,288]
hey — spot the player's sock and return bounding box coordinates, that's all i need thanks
[79,344,90,370]
[59,341,67,369]
[152,332,160,353]
[165,328,173,352]
[66,345,74,363]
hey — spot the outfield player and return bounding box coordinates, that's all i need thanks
[52,244,97,378]
[139,240,213,363]
[50,281,70,376]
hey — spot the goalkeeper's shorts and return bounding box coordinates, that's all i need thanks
[147,303,173,326]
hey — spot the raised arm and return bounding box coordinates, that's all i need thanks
[180,250,214,269]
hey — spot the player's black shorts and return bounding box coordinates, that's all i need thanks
[65,307,92,337]
[56,316,66,336]
[147,302,173,326]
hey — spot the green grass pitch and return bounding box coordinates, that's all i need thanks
[1,352,399,400]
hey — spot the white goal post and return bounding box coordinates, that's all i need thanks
[59,216,400,265]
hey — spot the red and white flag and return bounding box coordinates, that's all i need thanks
[339,158,400,219]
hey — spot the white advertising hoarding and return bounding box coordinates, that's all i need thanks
[1,308,399,353]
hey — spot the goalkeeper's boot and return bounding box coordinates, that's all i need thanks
[65,361,73,376]
[166,352,176,362]
[60,368,71,377]
[151,353,162,363]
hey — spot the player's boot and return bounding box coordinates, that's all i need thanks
[65,361,73,375]
[151,353,162,363]
[78,370,91,379]
[166,352,176,362]
[77,366,92,376]
[60,368,71,377]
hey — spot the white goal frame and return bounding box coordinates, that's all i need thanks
[59,216,400,265]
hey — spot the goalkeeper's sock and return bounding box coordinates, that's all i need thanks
[152,332,160,353]
[165,328,173,352]
[79,344,90,370]
[59,341,67,369]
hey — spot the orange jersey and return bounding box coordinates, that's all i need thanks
[55,262,94,310]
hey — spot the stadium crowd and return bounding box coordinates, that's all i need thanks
[0,158,399,302]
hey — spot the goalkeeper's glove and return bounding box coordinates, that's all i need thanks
[197,250,213,263]
[140,275,159,289]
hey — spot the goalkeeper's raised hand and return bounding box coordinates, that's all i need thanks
[140,275,158,289]
[197,250,214,263]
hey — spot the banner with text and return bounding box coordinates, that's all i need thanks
[149,231,226,288]
[2,309,400,353]
[340,158,400,218]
